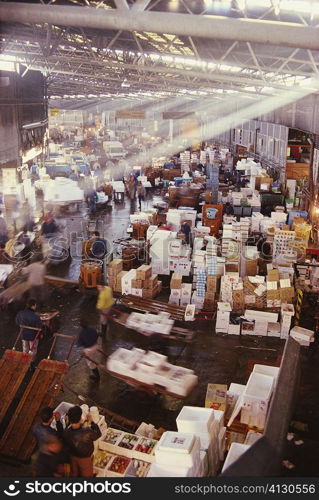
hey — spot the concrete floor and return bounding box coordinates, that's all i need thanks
[1,191,319,476]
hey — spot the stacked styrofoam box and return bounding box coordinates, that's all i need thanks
[280,303,294,339]
[150,229,175,276]
[166,366,198,396]
[200,150,207,164]
[121,269,137,295]
[191,290,205,311]
[107,347,145,377]
[196,269,207,298]
[135,351,167,383]
[176,406,225,476]
[180,151,191,173]
[180,283,192,306]
[240,372,275,430]
[151,432,201,476]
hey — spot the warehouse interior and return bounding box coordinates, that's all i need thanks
[0,0,319,480]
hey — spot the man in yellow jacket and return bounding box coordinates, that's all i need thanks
[96,284,114,337]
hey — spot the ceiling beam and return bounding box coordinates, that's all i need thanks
[1,3,319,51]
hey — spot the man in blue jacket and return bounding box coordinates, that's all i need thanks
[16,299,43,367]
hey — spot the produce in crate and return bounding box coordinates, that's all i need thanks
[93,451,114,469]
[102,428,123,445]
[118,433,139,451]
[108,456,131,475]
[135,438,157,455]
[132,459,151,477]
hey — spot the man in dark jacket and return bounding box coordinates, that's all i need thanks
[64,405,101,477]
[41,214,59,239]
[32,407,63,452]
[77,319,100,381]
[16,299,43,365]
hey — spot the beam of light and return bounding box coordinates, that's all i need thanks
[119,76,319,170]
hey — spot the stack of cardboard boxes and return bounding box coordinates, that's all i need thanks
[108,259,123,289]
[131,265,162,299]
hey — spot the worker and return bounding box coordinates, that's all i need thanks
[77,318,100,380]
[64,406,101,478]
[181,221,191,245]
[21,254,46,304]
[35,434,65,478]
[41,213,59,239]
[223,202,234,216]
[32,407,63,451]
[16,299,43,368]
[137,181,146,211]
[88,231,108,260]
[0,210,8,245]
[96,283,114,337]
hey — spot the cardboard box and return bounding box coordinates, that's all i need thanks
[131,279,143,289]
[171,273,183,289]
[267,269,280,281]
[144,274,158,289]
[205,383,227,411]
[136,265,152,280]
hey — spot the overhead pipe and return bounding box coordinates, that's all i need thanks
[1,3,319,51]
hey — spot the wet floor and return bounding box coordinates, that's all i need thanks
[1,191,319,476]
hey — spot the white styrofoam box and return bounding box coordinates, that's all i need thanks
[243,372,274,403]
[176,406,215,434]
[170,288,181,298]
[217,302,232,312]
[155,434,201,467]
[254,320,268,337]
[167,367,198,396]
[181,283,192,297]
[218,427,227,462]
[147,462,195,477]
[131,288,143,297]
[185,304,196,321]
[244,309,278,323]
[221,443,250,473]
[228,324,240,335]
[180,297,191,307]
[136,351,167,375]
[281,303,295,316]
[107,347,145,377]
[151,362,173,387]
[212,409,224,431]
[290,326,314,341]
[252,364,280,380]
[244,431,263,446]
[225,384,245,420]
[216,311,230,329]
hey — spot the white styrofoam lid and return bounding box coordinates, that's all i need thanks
[157,432,195,454]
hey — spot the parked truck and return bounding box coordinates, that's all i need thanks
[102,140,126,160]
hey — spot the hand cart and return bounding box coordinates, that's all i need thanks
[0,333,76,463]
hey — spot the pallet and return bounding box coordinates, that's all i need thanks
[0,358,68,462]
[119,295,187,322]
[109,309,194,343]
[0,350,32,425]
